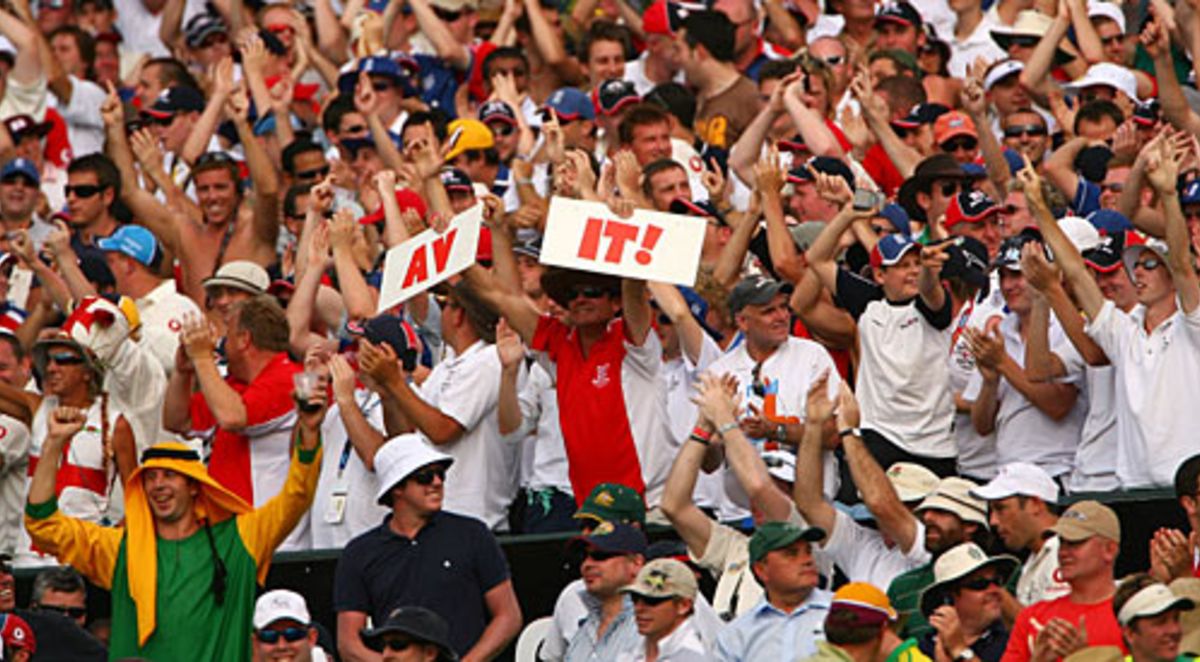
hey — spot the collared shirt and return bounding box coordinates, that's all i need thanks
[415,340,513,529]
[947,13,1006,78]
[1016,535,1069,606]
[1085,300,1200,488]
[333,511,511,656]
[714,589,832,662]
[308,391,389,550]
[0,414,29,556]
[565,595,642,662]
[136,278,201,377]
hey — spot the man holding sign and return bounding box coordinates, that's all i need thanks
[463,226,675,511]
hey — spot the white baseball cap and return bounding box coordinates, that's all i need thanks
[373,433,454,504]
[970,462,1060,503]
[253,589,311,629]
[1065,63,1139,103]
[984,59,1024,92]
[762,450,795,484]
[886,462,940,503]
[1059,216,1103,253]
[1087,1,1125,33]
[1117,583,1195,626]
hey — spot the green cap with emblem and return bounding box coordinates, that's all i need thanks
[748,521,825,564]
[573,483,646,526]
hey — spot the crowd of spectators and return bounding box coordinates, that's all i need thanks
[0,0,1198,657]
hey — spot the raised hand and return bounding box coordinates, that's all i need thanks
[754,145,786,195]
[814,169,853,206]
[965,326,1006,379]
[355,70,380,116]
[496,318,525,369]
[100,81,125,127]
[239,31,269,76]
[328,353,358,403]
[47,406,87,442]
[329,208,357,251]
[358,339,402,387]
[691,372,742,429]
[835,381,860,431]
[180,312,217,362]
[920,242,951,273]
[1020,241,1060,292]
[702,157,726,203]
[310,175,335,214]
[803,370,833,424]
[130,128,165,173]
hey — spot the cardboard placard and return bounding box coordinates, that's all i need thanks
[539,197,704,285]
[377,203,483,312]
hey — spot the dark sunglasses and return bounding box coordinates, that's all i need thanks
[1133,257,1162,271]
[433,6,464,21]
[818,55,845,66]
[488,123,515,137]
[656,313,672,326]
[583,549,625,562]
[1100,182,1124,193]
[491,67,528,78]
[942,137,978,153]
[1100,34,1123,46]
[938,180,962,197]
[65,184,104,198]
[372,81,395,93]
[380,638,416,652]
[571,285,608,300]
[631,594,674,606]
[959,575,1002,591]
[871,224,894,235]
[408,464,447,486]
[1003,124,1047,139]
[142,114,175,127]
[47,352,85,365]
[342,124,368,135]
[38,604,87,619]
[256,627,309,644]
[295,165,330,181]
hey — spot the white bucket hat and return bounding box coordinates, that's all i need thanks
[918,542,1018,616]
[373,433,454,505]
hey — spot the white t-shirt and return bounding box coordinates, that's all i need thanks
[1067,364,1119,493]
[517,362,572,494]
[963,313,1086,478]
[308,392,390,550]
[0,414,30,557]
[706,337,840,522]
[49,77,107,158]
[623,51,686,97]
[1085,300,1200,488]
[115,0,205,58]
[838,271,956,458]
[416,340,514,529]
[820,508,931,589]
[947,13,1007,78]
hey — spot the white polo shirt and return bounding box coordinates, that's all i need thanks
[416,340,514,529]
[706,336,840,522]
[1016,535,1070,605]
[963,313,1086,478]
[517,362,572,495]
[1084,300,1200,488]
[1067,364,1120,493]
[136,278,202,377]
[947,291,1005,479]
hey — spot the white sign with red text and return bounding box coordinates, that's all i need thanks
[377,203,483,312]
[540,197,704,285]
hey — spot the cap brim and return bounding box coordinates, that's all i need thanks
[201,275,265,294]
[1049,520,1099,542]
[918,556,1019,616]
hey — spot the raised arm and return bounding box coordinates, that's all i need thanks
[729,76,795,187]
[622,278,652,346]
[330,355,387,469]
[781,75,842,158]
[758,147,807,283]
[1020,243,1108,372]
[962,61,1011,191]
[462,265,540,342]
[647,281,705,365]
[1144,15,1200,135]
[852,68,920,178]
[1148,134,1200,313]
[182,315,249,430]
[522,0,584,83]
[793,373,838,534]
[359,340,464,445]
[1018,161,1107,318]
[917,242,948,312]
[329,210,379,321]
[1065,0,1104,64]
[1018,2,1071,94]
[158,0,187,54]
[712,194,759,290]
[838,386,920,553]
[180,57,237,167]
[227,86,282,251]
[790,268,857,349]
[409,0,472,70]
[804,186,859,294]
[1042,136,1089,203]
[0,7,43,87]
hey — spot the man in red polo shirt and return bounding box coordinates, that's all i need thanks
[463,262,673,509]
[163,294,304,545]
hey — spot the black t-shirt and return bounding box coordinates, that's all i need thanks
[333,511,511,655]
[833,268,952,330]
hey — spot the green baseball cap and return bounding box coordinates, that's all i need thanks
[749,521,826,564]
[573,483,646,526]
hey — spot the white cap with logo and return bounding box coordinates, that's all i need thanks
[253,589,311,629]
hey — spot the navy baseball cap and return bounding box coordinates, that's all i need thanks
[544,87,595,121]
[479,100,518,126]
[870,233,919,269]
[1086,209,1134,234]
[669,198,727,226]
[184,11,228,48]
[787,156,856,193]
[891,102,949,130]
[592,79,639,117]
[1133,99,1160,127]
[1083,230,1138,273]
[875,1,922,28]
[143,86,205,119]
[939,236,990,288]
[993,229,1042,271]
[0,158,39,185]
[348,314,421,371]
[878,203,911,235]
[569,521,648,556]
[337,56,405,94]
[439,167,473,192]
[97,225,160,267]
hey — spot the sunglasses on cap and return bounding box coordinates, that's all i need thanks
[958,575,1002,591]
[196,151,237,167]
[48,352,86,365]
[65,184,105,198]
[38,604,87,619]
[1002,124,1047,139]
[256,627,309,644]
[295,165,330,181]
[407,464,447,486]
[942,137,977,153]
[631,594,674,606]
[1133,256,1163,271]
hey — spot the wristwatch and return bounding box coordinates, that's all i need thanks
[954,649,976,662]
[838,427,862,440]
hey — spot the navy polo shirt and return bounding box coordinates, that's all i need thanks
[333,511,510,655]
